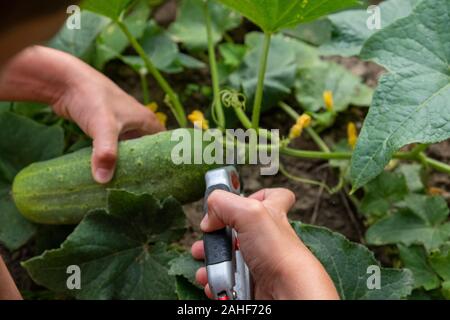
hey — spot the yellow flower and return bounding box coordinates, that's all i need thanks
[297,113,311,128]
[289,113,312,140]
[347,122,358,149]
[428,187,445,196]
[146,102,158,112]
[188,110,209,130]
[289,123,303,140]
[155,112,167,126]
[323,90,334,111]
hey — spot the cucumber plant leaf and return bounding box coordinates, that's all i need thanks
[140,21,180,71]
[293,223,414,299]
[50,11,110,63]
[283,19,332,46]
[168,253,203,288]
[398,164,424,193]
[366,195,450,252]
[168,0,241,50]
[350,0,450,190]
[94,0,150,69]
[398,245,440,290]
[82,0,133,20]
[0,112,64,250]
[216,0,359,33]
[295,61,373,112]
[429,244,450,282]
[174,276,206,300]
[431,253,450,300]
[320,0,420,57]
[23,190,186,299]
[169,253,205,299]
[359,171,408,218]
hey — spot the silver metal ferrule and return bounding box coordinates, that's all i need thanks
[207,261,235,299]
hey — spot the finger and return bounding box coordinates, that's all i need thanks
[261,188,296,217]
[204,284,213,300]
[121,103,166,135]
[119,129,143,141]
[191,241,205,260]
[247,189,267,201]
[201,190,268,233]
[195,267,208,287]
[91,120,120,184]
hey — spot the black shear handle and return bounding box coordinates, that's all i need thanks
[203,184,233,266]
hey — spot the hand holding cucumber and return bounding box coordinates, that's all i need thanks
[0,46,165,184]
[192,188,340,300]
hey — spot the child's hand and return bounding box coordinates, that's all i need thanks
[0,46,165,183]
[191,188,340,300]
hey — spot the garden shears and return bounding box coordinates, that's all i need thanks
[203,166,253,300]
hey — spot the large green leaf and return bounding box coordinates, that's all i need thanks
[168,0,241,50]
[295,61,373,112]
[49,11,109,63]
[140,21,180,71]
[217,0,359,33]
[283,19,332,46]
[82,0,133,20]
[174,276,206,300]
[0,112,64,250]
[429,244,450,281]
[320,0,420,56]
[366,195,450,252]
[398,245,440,290]
[429,243,450,299]
[169,253,205,299]
[293,223,413,299]
[398,163,424,193]
[350,0,450,190]
[229,32,319,110]
[168,253,203,288]
[359,171,408,218]
[94,0,150,69]
[23,191,186,299]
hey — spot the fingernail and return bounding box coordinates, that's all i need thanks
[95,168,113,184]
[200,214,209,230]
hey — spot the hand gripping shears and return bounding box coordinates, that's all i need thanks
[203,166,253,300]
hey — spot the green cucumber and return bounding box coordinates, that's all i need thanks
[12,129,217,224]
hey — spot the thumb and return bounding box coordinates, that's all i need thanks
[91,124,119,184]
[201,190,269,233]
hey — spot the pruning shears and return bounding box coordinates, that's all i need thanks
[203,166,253,300]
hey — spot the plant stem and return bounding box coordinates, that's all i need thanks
[279,102,331,153]
[410,143,429,156]
[279,164,332,193]
[281,147,352,160]
[305,127,331,153]
[117,21,187,127]
[233,106,273,140]
[424,156,450,174]
[251,32,271,129]
[233,107,252,129]
[139,72,150,105]
[204,1,225,129]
